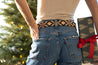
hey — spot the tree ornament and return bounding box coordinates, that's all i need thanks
[22,61,24,64]
[20,55,22,58]
[10,21,14,24]
[20,48,23,51]
[12,55,15,58]
[19,25,23,29]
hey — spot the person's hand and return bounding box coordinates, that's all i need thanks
[29,23,39,40]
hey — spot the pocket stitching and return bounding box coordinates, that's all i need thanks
[64,36,82,59]
[33,38,51,42]
[64,35,79,39]
[31,38,50,60]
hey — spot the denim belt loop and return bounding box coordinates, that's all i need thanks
[54,19,58,28]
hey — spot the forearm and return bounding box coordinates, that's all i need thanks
[85,0,98,34]
[15,0,36,28]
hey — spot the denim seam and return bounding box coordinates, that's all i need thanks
[59,29,76,34]
[64,35,79,39]
[64,37,82,60]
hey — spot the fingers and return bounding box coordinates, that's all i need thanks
[36,32,39,39]
[30,30,39,40]
[29,24,39,40]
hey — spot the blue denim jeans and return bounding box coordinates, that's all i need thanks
[27,19,82,65]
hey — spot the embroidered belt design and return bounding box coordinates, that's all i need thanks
[37,19,76,29]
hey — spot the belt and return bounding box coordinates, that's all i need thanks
[37,19,76,29]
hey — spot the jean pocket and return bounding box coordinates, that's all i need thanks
[64,35,82,59]
[29,38,51,60]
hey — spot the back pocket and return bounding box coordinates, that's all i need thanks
[29,38,50,60]
[64,35,82,59]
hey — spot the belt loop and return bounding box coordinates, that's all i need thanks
[54,19,58,28]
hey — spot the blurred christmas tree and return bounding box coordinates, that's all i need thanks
[0,0,37,65]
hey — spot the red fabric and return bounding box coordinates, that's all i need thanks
[78,35,98,59]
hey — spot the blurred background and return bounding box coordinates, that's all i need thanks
[0,0,97,65]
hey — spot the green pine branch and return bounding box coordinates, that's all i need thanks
[0,0,37,64]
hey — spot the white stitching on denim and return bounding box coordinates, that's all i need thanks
[64,35,79,39]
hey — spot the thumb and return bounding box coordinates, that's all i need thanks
[36,32,39,39]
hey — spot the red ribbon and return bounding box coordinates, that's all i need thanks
[78,35,98,59]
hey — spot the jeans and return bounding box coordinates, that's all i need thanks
[27,19,82,65]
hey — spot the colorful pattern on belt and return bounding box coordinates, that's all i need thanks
[37,19,76,29]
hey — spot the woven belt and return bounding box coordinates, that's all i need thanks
[37,19,76,29]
